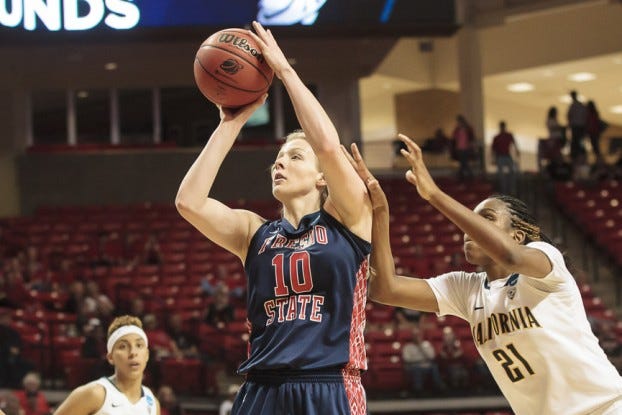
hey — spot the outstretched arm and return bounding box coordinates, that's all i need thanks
[341,144,439,312]
[398,134,551,278]
[175,95,268,260]
[251,22,371,238]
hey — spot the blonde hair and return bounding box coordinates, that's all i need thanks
[107,315,143,339]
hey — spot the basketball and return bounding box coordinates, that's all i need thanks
[194,28,274,108]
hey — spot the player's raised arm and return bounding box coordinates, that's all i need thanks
[175,97,268,260]
[398,133,551,278]
[341,144,439,312]
[250,21,371,239]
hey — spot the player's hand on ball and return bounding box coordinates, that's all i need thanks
[250,21,292,79]
[398,133,440,201]
[219,93,268,125]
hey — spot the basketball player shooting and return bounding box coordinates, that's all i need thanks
[176,21,373,415]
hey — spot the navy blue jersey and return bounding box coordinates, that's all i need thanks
[239,209,371,373]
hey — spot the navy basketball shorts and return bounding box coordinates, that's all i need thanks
[231,368,366,415]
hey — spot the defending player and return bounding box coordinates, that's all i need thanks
[54,315,160,415]
[175,21,372,415]
[343,136,622,415]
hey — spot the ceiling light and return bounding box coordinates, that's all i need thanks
[610,105,622,114]
[567,72,596,82]
[506,82,534,92]
[104,62,118,71]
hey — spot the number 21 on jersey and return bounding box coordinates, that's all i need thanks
[493,343,535,382]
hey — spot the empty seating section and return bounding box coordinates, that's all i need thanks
[554,180,622,269]
[1,177,618,398]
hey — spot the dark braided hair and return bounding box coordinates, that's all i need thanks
[492,194,553,244]
[492,194,575,270]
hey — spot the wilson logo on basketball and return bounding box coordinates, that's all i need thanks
[220,59,244,75]
[217,34,266,63]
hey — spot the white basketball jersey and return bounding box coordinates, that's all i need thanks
[93,377,157,415]
[427,241,622,415]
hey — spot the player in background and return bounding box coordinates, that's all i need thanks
[54,315,160,415]
[342,136,622,415]
[176,21,372,415]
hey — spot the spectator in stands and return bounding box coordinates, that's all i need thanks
[344,136,622,415]
[176,21,373,415]
[128,297,147,321]
[83,280,115,325]
[421,128,450,154]
[541,106,571,181]
[81,318,109,379]
[586,100,606,160]
[491,121,520,195]
[438,326,468,391]
[200,271,218,297]
[62,280,86,315]
[82,318,107,357]
[165,313,200,359]
[157,385,184,415]
[401,326,446,395]
[137,234,163,266]
[143,313,181,361]
[1,261,30,309]
[54,315,160,415]
[567,90,587,163]
[394,306,425,330]
[450,114,476,181]
[203,283,234,329]
[0,309,33,389]
[22,246,44,287]
[13,372,51,415]
[546,106,567,150]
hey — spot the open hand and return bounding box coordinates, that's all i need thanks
[398,133,440,201]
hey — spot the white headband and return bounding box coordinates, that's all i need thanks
[107,325,148,353]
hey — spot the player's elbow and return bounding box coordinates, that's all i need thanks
[368,276,397,304]
[313,134,341,156]
[175,193,195,219]
[175,193,186,213]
